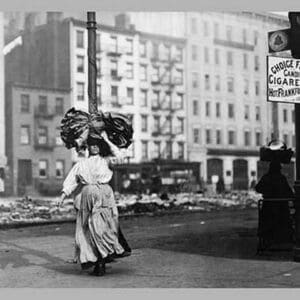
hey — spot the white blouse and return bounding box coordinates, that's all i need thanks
[62,155,121,196]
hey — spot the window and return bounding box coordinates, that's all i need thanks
[193,128,200,144]
[191,18,197,34]
[56,127,63,146]
[244,131,251,146]
[177,117,184,134]
[21,94,30,113]
[244,79,249,95]
[165,117,172,134]
[152,66,159,82]
[38,160,48,178]
[244,105,250,120]
[37,126,48,144]
[110,36,117,52]
[204,47,209,64]
[152,91,160,108]
[165,141,172,159]
[111,86,118,104]
[153,141,161,158]
[175,69,183,85]
[77,82,84,101]
[20,125,30,145]
[126,62,134,79]
[216,102,221,118]
[214,23,219,39]
[152,43,159,59]
[163,45,171,61]
[255,106,261,121]
[203,21,208,37]
[110,60,118,77]
[55,97,64,114]
[283,134,289,146]
[177,142,184,159]
[77,55,84,73]
[38,96,47,113]
[140,89,147,107]
[141,115,148,132]
[76,30,84,48]
[126,38,133,55]
[283,109,288,123]
[140,64,147,81]
[292,110,295,123]
[226,26,232,41]
[205,74,210,90]
[242,29,247,44]
[164,69,171,84]
[215,75,221,91]
[56,160,64,178]
[97,84,101,105]
[140,41,147,57]
[228,104,234,118]
[193,100,199,116]
[163,93,171,109]
[255,132,261,146]
[255,81,260,96]
[153,116,160,133]
[215,49,220,65]
[228,130,235,145]
[175,47,183,62]
[96,33,101,53]
[216,129,222,144]
[243,53,248,69]
[96,58,101,77]
[255,55,259,71]
[126,87,134,105]
[227,77,234,93]
[192,45,198,61]
[254,31,259,45]
[227,51,233,66]
[205,102,210,117]
[141,141,148,159]
[205,129,211,144]
[175,93,184,109]
[192,72,199,88]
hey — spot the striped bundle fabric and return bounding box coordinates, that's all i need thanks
[60,107,133,151]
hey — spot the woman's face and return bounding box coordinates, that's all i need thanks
[89,144,100,155]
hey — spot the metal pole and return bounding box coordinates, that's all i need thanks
[87,12,97,114]
[272,102,279,140]
[294,103,300,261]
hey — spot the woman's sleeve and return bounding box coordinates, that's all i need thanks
[107,148,124,165]
[62,162,80,196]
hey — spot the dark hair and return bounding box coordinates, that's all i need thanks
[88,139,113,157]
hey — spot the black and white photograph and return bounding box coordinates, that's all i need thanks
[1,8,300,289]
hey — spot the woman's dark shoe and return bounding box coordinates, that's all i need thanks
[90,263,106,276]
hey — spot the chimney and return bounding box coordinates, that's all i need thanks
[46,12,63,24]
[24,12,37,32]
[115,14,131,30]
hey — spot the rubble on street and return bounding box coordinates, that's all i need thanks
[0,191,261,226]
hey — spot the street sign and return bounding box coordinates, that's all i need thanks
[268,29,291,53]
[267,55,300,104]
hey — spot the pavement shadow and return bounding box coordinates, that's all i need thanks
[130,226,293,262]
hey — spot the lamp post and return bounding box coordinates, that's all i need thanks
[87,12,98,114]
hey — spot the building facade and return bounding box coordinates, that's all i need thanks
[0,13,7,194]
[5,82,72,196]
[128,12,294,189]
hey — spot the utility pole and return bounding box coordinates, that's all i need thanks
[87,12,98,114]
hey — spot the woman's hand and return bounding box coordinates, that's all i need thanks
[101,130,109,141]
[57,192,66,207]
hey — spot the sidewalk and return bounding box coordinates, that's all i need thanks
[0,210,300,287]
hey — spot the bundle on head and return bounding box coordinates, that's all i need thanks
[60,107,133,151]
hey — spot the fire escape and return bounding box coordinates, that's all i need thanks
[150,49,184,161]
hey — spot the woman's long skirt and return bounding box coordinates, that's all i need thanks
[74,184,125,268]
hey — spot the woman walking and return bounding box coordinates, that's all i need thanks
[59,131,130,276]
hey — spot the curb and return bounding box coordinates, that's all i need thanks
[0,207,257,230]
